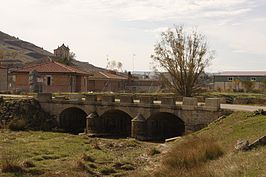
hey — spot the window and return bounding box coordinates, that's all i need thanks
[250,77,256,82]
[47,76,51,86]
[228,77,233,81]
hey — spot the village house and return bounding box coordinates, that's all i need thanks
[213,71,266,92]
[0,66,8,92]
[87,70,128,92]
[10,60,90,93]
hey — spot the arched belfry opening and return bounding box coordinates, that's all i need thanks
[100,109,132,137]
[59,107,87,134]
[146,112,185,140]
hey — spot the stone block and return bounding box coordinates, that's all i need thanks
[37,93,52,102]
[85,95,97,103]
[160,97,176,105]
[120,95,133,103]
[204,98,220,111]
[54,95,67,101]
[101,95,115,104]
[140,96,154,104]
[182,97,198,106]
[68,94,84,101]
[182,97,197,110]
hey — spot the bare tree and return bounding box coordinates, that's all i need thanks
[151,26,214,96]
[106,59,123,72]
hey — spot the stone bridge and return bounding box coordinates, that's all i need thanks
[37,93,222,140]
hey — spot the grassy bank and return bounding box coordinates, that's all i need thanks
[136,111,266,177]
[0,131,159,177]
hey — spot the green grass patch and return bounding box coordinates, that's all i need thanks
[0,131,156,176]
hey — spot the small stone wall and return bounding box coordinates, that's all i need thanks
[0,97,57,130]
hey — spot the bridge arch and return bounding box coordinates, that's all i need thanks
[146,112,185,140]
[99,109,132,137]
[59,107,87,134]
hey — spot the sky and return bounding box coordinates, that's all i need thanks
[0,0,266,72]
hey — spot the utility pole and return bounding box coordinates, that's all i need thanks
[132,54,136,73]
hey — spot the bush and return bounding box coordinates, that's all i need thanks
[164,136,223,168]
[8,118,26,131]
[150,136,224,177]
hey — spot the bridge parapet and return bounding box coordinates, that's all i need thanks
[37,93,52,102]
[139,96,154,104]
[101,95,115,104]
[161,97,176,105]
[120,95,134,104]
[182,97,198,110]
[204,98,220,111]
[85,95,97,103]
[37,93,221,112]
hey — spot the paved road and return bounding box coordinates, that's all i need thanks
[0,94,33,99]
[221,104,266,112]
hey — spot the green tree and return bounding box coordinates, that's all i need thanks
[58,52,75,65]
[151,25,214,96]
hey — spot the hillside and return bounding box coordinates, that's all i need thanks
[136,111,266,177]
[0,31,104,72]
[0,31,53,63]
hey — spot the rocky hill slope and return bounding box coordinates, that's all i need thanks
[0,31,104,71]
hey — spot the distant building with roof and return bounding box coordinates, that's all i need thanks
[10,60,90,93]
[87,70,128,92]
[213,71,266,92]
[54,44,70,60]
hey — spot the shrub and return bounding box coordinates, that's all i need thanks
[0,151,24,173]
[163,136,223,169]
[8,118,26,131]
[150,136,224,177]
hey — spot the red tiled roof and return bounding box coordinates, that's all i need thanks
[12,61,89,75]
[89,71,128,80]
[215,71,266,76]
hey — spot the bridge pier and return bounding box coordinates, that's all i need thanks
[131,113,146,140]
[86,112,99,134]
